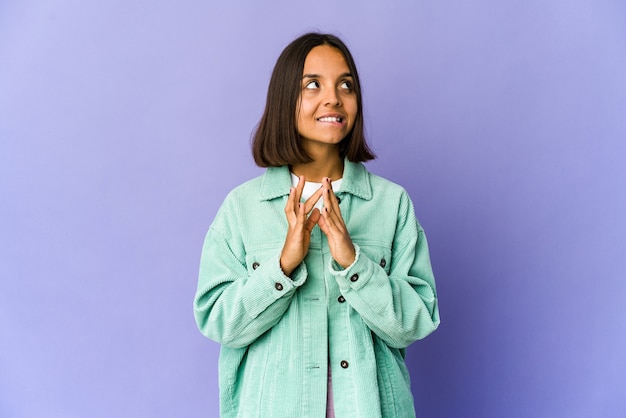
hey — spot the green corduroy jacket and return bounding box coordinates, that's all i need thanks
[194,160,440,417]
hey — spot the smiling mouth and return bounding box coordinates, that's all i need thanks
[317,116,344,123]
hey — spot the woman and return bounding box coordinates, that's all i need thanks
[194,32,440,417]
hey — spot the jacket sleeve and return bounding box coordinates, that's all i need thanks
[329,191,440,348]
[193,197,306,348]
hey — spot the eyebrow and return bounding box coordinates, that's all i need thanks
[302,72,353,79]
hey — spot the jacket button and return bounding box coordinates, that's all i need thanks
[275,282,283,291]
[340,360,349,369]
[338,295,346,303]
[379,258,386,268]
[252,262,260,270]
[349,274,359,282]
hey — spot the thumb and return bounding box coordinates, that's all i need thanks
[317,214,329,235]
[305,208,321,232]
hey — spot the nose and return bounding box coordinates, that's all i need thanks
[324,87,342,107]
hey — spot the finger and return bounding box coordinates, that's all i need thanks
[324,178,341,215]
[320,206,348,247]
[317,212,329,235]
[322,192,350,239]
[321,205,337,231]
[295,175,305,205]
[305,208,321,232]
[321,187,332,218]
[284,187,296,214]
[322,186,340,221]
[296,195,308,225]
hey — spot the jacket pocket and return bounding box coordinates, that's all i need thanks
[357,242,392,275]
[244,244,283,274]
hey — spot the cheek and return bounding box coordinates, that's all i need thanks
[295,108,311,135]
[343,93,357,111]
[298,99,316,117]
[297,104,317,131]
[346,100,358,124]
[295,101,306,129]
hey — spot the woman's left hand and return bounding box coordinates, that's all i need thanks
[318,178,356,268]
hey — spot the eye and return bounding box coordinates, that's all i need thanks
[305,80,320,89]
[340,80,353,91]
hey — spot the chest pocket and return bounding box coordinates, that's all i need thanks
[358,243,392,275]
[245,244,283,274]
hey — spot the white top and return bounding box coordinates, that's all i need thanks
[290,173,343,210]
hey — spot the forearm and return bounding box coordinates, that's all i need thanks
[194,230,306,348]
[330,238,439,348]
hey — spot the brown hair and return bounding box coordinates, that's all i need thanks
[252,32,375,167]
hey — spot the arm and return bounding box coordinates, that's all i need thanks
[329,191,440,348]
[194,179,322,349]
[193,201,307,349]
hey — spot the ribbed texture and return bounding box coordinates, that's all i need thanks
[194,160,440,417]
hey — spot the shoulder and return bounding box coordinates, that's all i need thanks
[224,165,289,204]
[210,173,266,227]
[213,166,290,225]
[368,171,406,194]
[362,167,422,229]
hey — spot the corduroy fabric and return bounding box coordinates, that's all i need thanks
[194,160,440,418]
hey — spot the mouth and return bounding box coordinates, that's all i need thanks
[317,116,344,123]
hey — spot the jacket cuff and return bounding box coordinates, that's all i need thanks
[329,244,371,291]
[279,257,307,287]
[242,254,307,319]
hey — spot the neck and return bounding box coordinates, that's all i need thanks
[291,152,344,183]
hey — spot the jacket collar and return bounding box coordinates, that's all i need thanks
[259,158,373,201]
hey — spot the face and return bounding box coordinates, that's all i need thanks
[296,45,358,152]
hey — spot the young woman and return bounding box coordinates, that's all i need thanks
[194,32,440,418]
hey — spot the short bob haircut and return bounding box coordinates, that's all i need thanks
[252,32,375,167]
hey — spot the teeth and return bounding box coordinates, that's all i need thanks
[318,117,342,122]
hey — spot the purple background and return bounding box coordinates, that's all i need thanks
[2,1,625,417]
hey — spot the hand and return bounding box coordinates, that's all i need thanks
[318,178,356,268]
[280,176,323,276]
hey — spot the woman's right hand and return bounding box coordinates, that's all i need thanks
[280,176,323,276]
